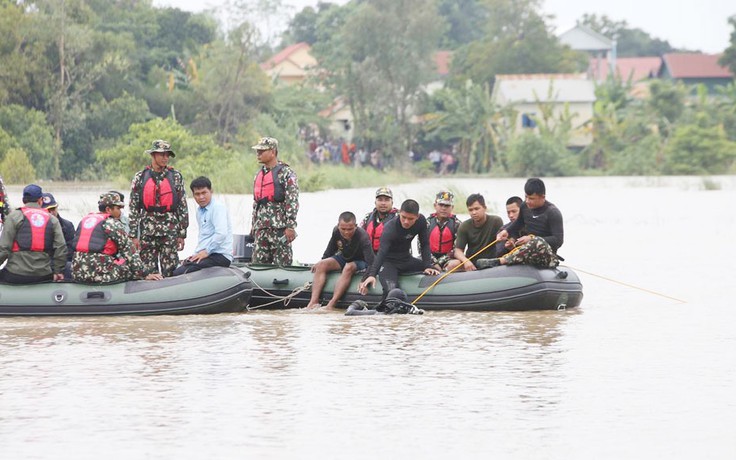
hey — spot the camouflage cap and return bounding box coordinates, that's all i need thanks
[375,187,393,198]
[251,136,279,151]
[435,190,454,205]
[98,192,125,208]
[146,139,175,157]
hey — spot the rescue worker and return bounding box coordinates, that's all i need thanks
[0,184,67,284]
[41,192,76,279]
[129,140,188,277]
[251,136,299,266]
[72,192,163,283]
[426,190,462,272]
[360,187,398,253]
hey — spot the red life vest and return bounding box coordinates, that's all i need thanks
[141,167,179,213]
[364,209,397,252]
[12,207,54,252]
[428,214,457,255]
[73,213,118,256]
[253,164,285,204]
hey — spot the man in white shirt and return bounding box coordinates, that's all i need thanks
[173,176,233,276]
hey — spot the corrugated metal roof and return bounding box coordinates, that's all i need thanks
[493,74,596,104]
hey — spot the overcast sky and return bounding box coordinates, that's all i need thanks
[153,0,734,54]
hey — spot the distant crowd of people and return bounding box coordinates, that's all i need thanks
[305,137,458,174]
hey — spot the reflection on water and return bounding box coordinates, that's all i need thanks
[2,176,736,458]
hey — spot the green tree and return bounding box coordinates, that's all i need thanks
[720,16,736,74]
[664,121,736,174]
[0,105,56,179]
[451,0,585,85]
[505,132,579,177]
[579,14,674,57]
[437,0,487,49]
[314,0,444,160]
[0,148,37,184]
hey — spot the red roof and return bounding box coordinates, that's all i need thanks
[662,53,733,79]
[261,42,311,71]
[589,57,662,81]
[434,51,452,76]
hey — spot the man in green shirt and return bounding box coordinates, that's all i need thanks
[453,193,503,271]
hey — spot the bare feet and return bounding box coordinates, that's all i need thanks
[304,303,322,311]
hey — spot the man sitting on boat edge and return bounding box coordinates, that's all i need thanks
[305,211,374,311]
[173,176,233,276]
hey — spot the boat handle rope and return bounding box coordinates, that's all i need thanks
[412,238,499,305]
[246,277,313,310]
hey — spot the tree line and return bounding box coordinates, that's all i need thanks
[1,0,735,190]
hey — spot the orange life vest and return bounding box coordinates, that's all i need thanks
[12,207,53,253]
[141,167,179,213]
[253,164,285,204]
[428,214,457,255]
[364,209,397,252]
[73,213,118,256]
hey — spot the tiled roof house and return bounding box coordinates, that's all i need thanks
[659,53,734,92]
[260,42,318,85]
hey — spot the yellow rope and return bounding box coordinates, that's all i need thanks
[568,266,687,304]
[411,239,499,305]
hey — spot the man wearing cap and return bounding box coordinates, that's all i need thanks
[0,184,67,284]
[360,187,398,253]
[42,192,76,278]
[72,193,163,283]
[129,139,189,277]
[426,191,463,272]
[251,136,299,266]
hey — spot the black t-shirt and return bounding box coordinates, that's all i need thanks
[321,226,375,265]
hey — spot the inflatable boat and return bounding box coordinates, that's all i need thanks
[239,263,583,312]
[0,266,252,316]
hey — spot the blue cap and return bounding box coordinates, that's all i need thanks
[23,184,43,202]
[41,192,58,209]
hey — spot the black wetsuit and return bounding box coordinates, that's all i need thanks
[505,201,563,252]
[363,215,432,293]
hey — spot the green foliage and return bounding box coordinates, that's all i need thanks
[579,14,674,57]
[664,123,736,174]
[437,0,487,49]
[0,105,56,179]
[607,135,661,175]
[298,164,414,192]
[452,0,586,85]
[0,148,37,184]
[96,117,250,193]
[719,16,736,75]
[505,133,579,177]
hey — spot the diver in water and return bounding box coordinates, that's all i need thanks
[345,288,425,316]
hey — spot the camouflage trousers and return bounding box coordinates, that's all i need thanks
[140,234,180,277]
[503,236,559,268]
[73,254,139,283]
[252,227,292,266]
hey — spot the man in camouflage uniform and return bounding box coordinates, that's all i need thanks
[129,140,189,277]
[425,190,463,272]
[72,192,164,283]
[251,136,299,266]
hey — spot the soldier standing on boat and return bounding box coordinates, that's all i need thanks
[129,140,189,277]
[251,136,299,266]
[72,192,163,283]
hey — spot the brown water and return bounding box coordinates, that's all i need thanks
[1,176,735,458]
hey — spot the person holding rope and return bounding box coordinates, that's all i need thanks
[453,193,504,271]
[358,199,439,297]
[488,178,563,269]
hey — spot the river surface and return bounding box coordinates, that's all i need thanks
[1,176,735,458]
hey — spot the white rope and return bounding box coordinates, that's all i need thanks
[246,278,313,310]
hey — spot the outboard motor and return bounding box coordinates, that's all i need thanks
[233,234,255,263]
